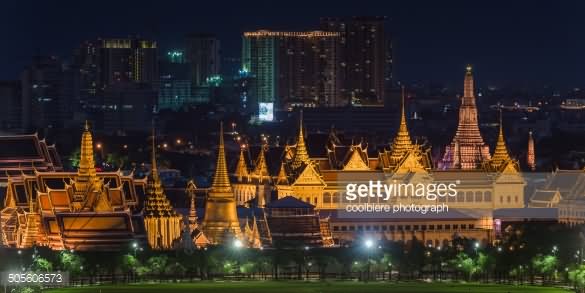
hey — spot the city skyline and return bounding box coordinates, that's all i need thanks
[1,0,584,90]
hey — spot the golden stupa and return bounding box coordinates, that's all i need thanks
[201,122,242,244]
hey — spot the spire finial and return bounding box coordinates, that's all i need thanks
[466,64,472,73]
[292,109,310,169]
[389,85,413,161]
[84,120,89,131]
[151,126,157,174]
[210,121,232,194]
[498,109,503,137]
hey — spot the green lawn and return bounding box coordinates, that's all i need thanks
[45,281,570,293]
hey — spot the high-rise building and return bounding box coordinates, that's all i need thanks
[185,34,221,86]
[21,56,75,131]
[439,66,491,169]
[73,41,101,110]
[98,38,158,86]
[320,16,392,105]
[159,50,193,110]
[0,81,22,131]
[102,83,156,134]
[242,30,342,112]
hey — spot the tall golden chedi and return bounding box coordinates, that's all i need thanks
[143,129,183,250]
[202,122,243,244]
[483,112,519,172]
[440,66,491,169]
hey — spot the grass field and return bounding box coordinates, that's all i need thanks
[45,281,570,293]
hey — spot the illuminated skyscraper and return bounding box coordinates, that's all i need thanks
[99,38,158,85]
[320,16,392,105]
[439,66,491,169]
[159,50,193,110]
[185,34,221,86]
[242,30,342,112]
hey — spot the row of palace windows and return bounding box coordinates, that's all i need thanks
[560,209,585,217]
[315,191,497,205]
[443,191,492,203]
[299,192,519,206]
[332,223,476,232]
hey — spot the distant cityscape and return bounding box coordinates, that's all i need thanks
[3,3,585,291]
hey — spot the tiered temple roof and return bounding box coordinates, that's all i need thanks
[1,122,146,251]
[143,128,182,250]
[440,66,491,169]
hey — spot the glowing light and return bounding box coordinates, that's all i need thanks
[365,239,374,249]
[233,239,243,249]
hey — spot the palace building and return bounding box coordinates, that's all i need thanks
[215,67,525,247]
[0,66,540,250]
[1,122,148,250]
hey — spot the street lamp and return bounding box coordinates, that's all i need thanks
[234,239,243,249]
[364,239,374,282]
[365,239,374,249]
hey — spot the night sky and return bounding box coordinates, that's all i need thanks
[1,0,584,90]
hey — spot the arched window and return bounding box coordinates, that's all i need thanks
[457,191,464,202]
[323,192,332,204]
[466,191,474,202]
[475,191,482,202]
[333,192,341,203]
[484,191,492,202]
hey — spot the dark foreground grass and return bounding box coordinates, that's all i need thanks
[45,281,570,293]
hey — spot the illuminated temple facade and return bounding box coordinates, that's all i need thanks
[0,66,534,250]
[439,66,491,170]
[0,123,149,250]
[223,70,525,246]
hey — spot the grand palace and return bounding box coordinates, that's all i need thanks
[0,66,573,251]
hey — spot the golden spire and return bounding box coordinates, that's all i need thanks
[486,110,513,172]
[390,86,414,159]
[234,146,249,181]
[527,130,535,171]
[74,120,98,193]
[143,125,182,250]
[253,144,269,179]
[202,122,242,244]
[292,110,310,169]
[464,65,474,99]
[78,120,96,178]
[210,122,232,194]
[187,180,198,232]
[148,127,164,196]
[491,111,511,162]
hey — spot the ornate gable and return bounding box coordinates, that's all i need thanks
[292,163,325,186]
[343,148,369,171]
[394,150,429,174]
